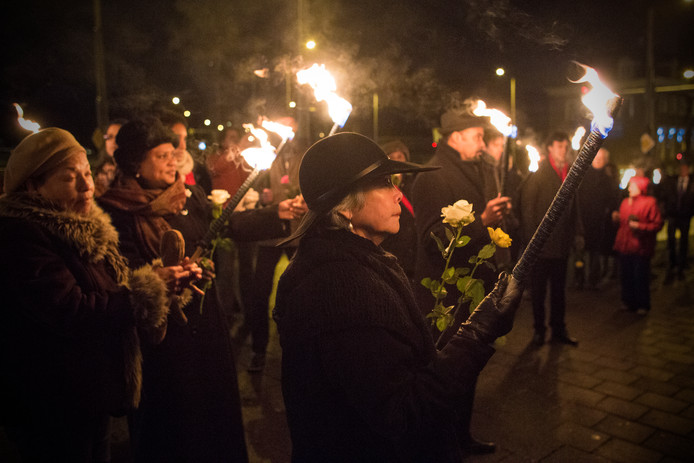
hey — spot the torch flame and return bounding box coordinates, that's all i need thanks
[260,118,295,143]
[526,145,540,172]
[241,123,277,170]
[472,100,514,137]
[620,168,636,190]
[297,63,352,128]
[570,63,619,137]
[571,126,587,151]
[14,103,41,133]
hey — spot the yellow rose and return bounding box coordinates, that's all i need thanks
[487,227,512,248]
[441,199,475,227]
[208,189,231,206]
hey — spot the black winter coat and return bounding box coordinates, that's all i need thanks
[518,159,579,259]
[273,227,494,462]
[100,183,288,463]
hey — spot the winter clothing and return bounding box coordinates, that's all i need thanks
[659,170,694,273]
[613,194,663,258]
[3,128,86,194]
[99,175,288,463]
[440,108,488,135]
[273,227,495,462]
[0,193,168,462]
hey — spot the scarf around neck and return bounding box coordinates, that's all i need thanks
[98,175,188,260]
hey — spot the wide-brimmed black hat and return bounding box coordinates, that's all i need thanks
[280,132,439,244]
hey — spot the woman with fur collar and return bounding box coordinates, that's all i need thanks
[0,128,199,462]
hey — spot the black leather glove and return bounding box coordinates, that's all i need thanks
[456,272,523,345]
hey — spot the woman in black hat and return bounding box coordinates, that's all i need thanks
[273,132,523,462]
[98,116,304,462]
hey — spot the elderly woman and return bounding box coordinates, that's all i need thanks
[0,128,192,462]
[98,116,302,462]
[273,133,523,462]
[613,175,663,314]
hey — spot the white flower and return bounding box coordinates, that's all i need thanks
[441,199,475,227]
[234,188,259,212]
[208,189,231,206]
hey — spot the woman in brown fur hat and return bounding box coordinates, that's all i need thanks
[0,128,199,462]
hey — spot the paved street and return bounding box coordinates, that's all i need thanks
[2,241,692,462]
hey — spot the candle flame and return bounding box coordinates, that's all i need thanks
[571,126,587,150]
[570,63,619,137]
[526,145,540,172]
[472,100,514,137]
[14,103,41,133]
[297,63,352,128]
[241,123,277,170]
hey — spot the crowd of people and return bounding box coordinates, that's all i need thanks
[0,100,692,461]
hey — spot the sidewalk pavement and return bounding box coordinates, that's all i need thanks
[235,251,694,462]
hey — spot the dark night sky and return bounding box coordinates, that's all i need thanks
[1,0,692,151]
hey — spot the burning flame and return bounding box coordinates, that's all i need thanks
[297,63,352,128]
[526,145,540,172]
[14,103,40,133]
[570,63,619,137]
[241,123,277,170]
[260,118,295,143]
[472,100,514,137]
[571,126,586,151]
[620,168,636,189]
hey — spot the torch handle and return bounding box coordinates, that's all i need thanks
[328,123,340,136]
[191,167,261,260]
[512,130,603,284]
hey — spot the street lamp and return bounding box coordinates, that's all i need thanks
[496,68,517,158]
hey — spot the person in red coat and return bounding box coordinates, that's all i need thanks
[613,176,663,314]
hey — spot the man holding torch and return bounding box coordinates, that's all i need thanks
[411,106,513,455]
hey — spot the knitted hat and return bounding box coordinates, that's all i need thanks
[281,132,438,244]
[114,117,178,177]
[3,128,86,194]
[440,109,487,135]
[380,140,410,161]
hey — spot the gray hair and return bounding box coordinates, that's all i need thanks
[326,189,367,230]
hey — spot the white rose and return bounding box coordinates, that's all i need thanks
[208,189,231,206]
[234,188,259,212]
[441,199,475,227]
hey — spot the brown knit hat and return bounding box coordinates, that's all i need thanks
[4,128,86,194]
[440,108,487,135]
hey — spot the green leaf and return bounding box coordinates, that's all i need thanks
[456,275,472,294]
[456,235,471,248]
[478,243,496,260]
[420,277,432,289]
[468,279,485,310]
[455,267,471,277]
[436,315,449,332]
[468,255,478,264]
[430,232,445,254]
[444,226,454,243]
[442,266,456,284]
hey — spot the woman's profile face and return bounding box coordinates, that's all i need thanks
[138,143,177,189]
[347,175,403,245]
[30,151,94,215]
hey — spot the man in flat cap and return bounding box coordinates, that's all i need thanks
[411,104,513,456]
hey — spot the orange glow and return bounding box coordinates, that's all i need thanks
[526,145,540,172]
[241,123,277,170]
[571,126,586,150]
[260,118,295,143]
[13,103,40,133]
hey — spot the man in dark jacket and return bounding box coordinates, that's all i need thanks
[410,106,513,455]
[660,159,694,282]
[519,131,581,347]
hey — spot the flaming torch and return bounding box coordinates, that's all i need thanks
[472,99,515,193]
[14,103,41,133]
[526,145,541,173]
[191,122,282,260]
[512,64,622,284]
[571,126,587,151]
[296,63,352,136]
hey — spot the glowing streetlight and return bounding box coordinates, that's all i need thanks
[288,101,297,108]
[172,97,180,105]
[217,124,224,131]
[183,110,191,117]
[204,119,211,126]
[496,67,505,77]
[306,40,316,50]
[684,69,694,79]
